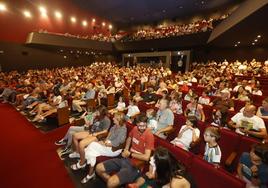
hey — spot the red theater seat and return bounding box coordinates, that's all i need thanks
[156,136,193,168]
[188,157,246,188]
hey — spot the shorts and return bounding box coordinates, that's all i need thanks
[103,158,141,185]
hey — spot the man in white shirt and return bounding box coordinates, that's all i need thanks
[228,105,267,139]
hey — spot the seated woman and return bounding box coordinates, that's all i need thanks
[256,97,268,119]
[155,90,169,108]
[109,96,126,114]
[198,90,211,105]
[132,91,143,103]
[56,105,109,155]
[125,98,140,122]
[71,112,127,184]
[31,91,67,122]
[184,89,195,101]
[237,143,268,188]
[169,91,183,114]
[171,116,200,151]
[129,147,194,188]
[184,95,205,122]
[252,85,263,96]
[146,108,158,131]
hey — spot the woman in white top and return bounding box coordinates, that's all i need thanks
[171,116,200,151]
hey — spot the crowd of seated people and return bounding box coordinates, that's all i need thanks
[38,29,125,42]
[37,16,228,43]
[121,18,214,41]
[1,60,268,187]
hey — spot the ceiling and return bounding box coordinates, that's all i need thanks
[209,3,268,48]
[71,0,244,27]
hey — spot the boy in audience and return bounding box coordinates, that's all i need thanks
[203,127,221,166]
[96,114,154,188]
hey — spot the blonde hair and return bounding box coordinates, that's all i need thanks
[205,127,221,141]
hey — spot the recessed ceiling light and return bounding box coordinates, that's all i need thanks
[54,11,62,19]
[237,41,240,44]
[234,44,237,47]
[252,43,255,45]
[82,20,87,26]
[23,10,32,18]
[0,3,7,12]
[70,16,76,23]
[254,39,258,42]
[257,35,261,38]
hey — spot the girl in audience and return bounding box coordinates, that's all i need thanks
[171,116,200,151]
[133,91,143,103]
[256,97,268,119]
[146,108,158,132]
[71,112,127,184]
[184,95,205,122]
[184,89,195,101]
[125,98,140,122]
[109,96,126,114]
[57,105,110,155]
[252,85,263,96]
[129,147,195,188]
[169,91,183,114]
[198,90,211,105]
[203,127,221,166]
[237,143,268,188]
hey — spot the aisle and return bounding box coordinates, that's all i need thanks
[0,104,74,188]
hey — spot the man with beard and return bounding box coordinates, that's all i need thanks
[96,114,154,188]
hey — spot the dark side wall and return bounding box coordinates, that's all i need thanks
[0,42,118,72]
[192,46,268,63]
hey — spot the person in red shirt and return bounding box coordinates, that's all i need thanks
[96,114,154,188]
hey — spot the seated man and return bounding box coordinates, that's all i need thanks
[142,87,159,104]
[72,83,95,113]
[228,105,267,139]
[96,114,154,188]
[154,99,174,139]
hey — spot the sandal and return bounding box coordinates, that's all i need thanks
[70,161,86,170]
[81,172,95,184]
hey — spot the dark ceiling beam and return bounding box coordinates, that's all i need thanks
[207,0,268,43]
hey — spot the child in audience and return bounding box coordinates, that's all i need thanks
[169,91,183,114]
[256,97,268,119]
[171,116,200,151]
[146,108,158,132]
[132,91,143,102]
[237,143,268,188]
[125,98,140,122]
[198,90,210,105]
[211,109,224,127]
[109,96,126,114]
[203,127,221,166]
[184,95,205,122]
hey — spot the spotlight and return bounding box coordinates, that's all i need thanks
[92,18,96,22]
[234,44,237,47]
[102,22,106,26]
[82,20,87,26]
[108,24,112,29]
[237,41,240,44]
[23,10,32,18]
[257,35,261,38]
[39,6,47,17]
[70,16,76,23]
[0,2,7,12]
[254,39,258,42]
[54,11,62,19]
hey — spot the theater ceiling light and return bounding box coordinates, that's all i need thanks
[257,35,261,38]
[23,10,32,18]
[109,24,112,29]
[82,20,87,26]
[237,41,240,44]
[39,6,47,17]
[55,11,62,19]
[70,16,76,23]
[254,39,258,42]
[102,22,106,26]
[0,2,7,12]
[92,18,96,22]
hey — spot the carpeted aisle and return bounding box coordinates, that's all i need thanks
[0,104,75,188]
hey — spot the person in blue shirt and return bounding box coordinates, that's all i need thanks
[237,143,268,188]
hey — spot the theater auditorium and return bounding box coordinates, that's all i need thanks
[1,0,268,188]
